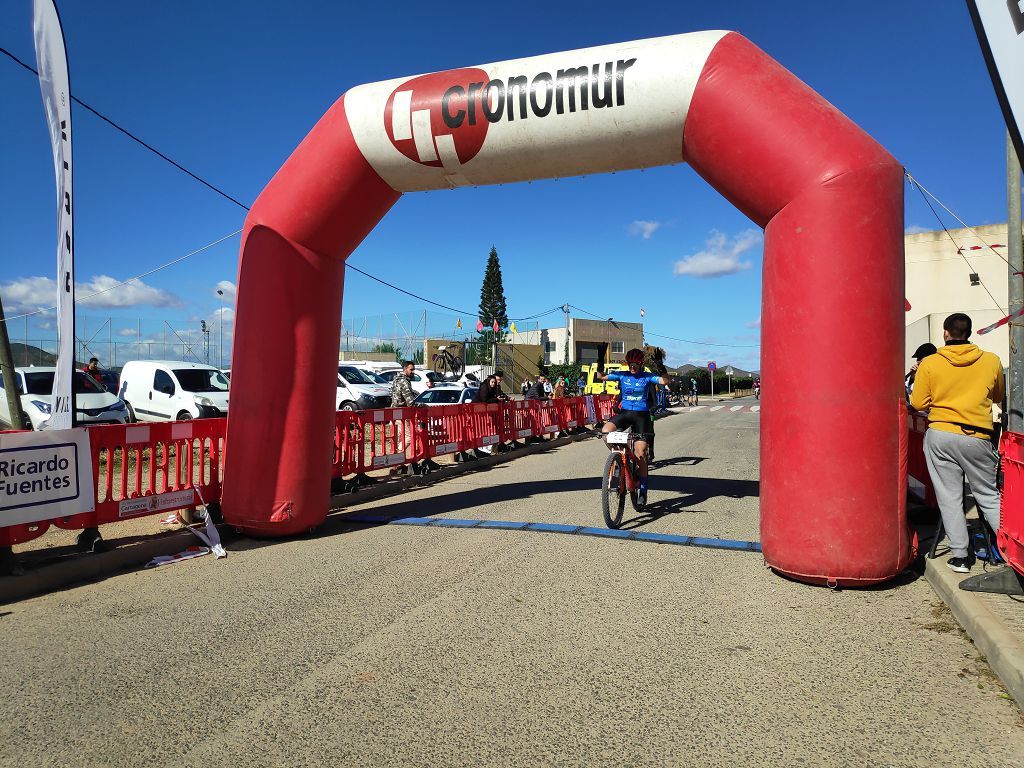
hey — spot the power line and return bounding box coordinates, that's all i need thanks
[0,230,243,323]
[906,174,1006,312]
[906,171,1016,270]
[569,304,761,348]
[1,46,253,212]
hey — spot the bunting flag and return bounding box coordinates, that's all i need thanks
[492,320,499,333]
[978,306,1024,335]
[510,321,518,334]
[456,318,462,329]
[476,319,484,332]
[640,307,645,318]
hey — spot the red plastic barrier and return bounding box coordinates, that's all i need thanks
[998,430,1024,577]
[57,419,225,531]
[421,404,471,459]
[3,397,614,547]
[466,403,503,450]
[334,407,423,477]
[906,411,936,507]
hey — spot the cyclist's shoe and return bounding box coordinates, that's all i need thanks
[637,483,647,507]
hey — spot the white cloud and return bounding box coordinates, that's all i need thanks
[118,327,138,337]
[673,229,762,278]
[628,220,662,240]
[904,224,930,235]
[745,317,761,328]
[0,275,179,311]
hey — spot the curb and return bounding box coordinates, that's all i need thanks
[925,556,1024,706]
[0,528,216,606]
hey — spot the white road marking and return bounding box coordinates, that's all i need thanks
[730,406,744,412]
[710,406,725,412]
[751,406,760,412]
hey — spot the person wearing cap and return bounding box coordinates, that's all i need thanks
[909,313,1004,574]
[905,342,937,401]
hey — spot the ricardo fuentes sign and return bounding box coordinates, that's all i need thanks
[0,428,94,527]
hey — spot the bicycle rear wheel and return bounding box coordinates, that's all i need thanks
[433,355,447,376]
[602,451,626,528]
[451,356,464,376]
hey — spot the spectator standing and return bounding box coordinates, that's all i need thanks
[910,313,1005,573]
[83,357,103,384]
[492,370,510,401]
[576,374,586,395]
[521,379,531,398]
[554,377,565,399]
[525,376,548,400]
[543,377,554,398]
[474,374,501,455]
[389,360,417,476]
[905,342,937,401]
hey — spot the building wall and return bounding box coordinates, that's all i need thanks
[905,223,1016,370]
[570,318,644,364]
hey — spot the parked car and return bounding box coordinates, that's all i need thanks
[377,367,445,395]
[120,360,229,422]
[337,365,392,411]
[0,366,129,430]
[351,366,388,385]
[412,384,479,406]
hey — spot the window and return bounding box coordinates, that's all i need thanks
[545,341,557,353]
[154,369,175,395]
[611,341,625,354]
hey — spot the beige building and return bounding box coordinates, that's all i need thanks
[538,318,644,365]
[905,223,1018,370]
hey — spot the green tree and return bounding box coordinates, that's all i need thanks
[477,245,509,346]
[371,342,399,362]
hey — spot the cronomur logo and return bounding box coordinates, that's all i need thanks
[384,58,638,179]
[385,68,491,175]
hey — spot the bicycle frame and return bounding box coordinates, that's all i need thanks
[605,431,641,491]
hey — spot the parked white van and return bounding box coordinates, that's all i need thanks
[120,361,229,422]
[337,364,392,411]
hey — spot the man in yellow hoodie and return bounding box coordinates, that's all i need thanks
[910,313,1005,573]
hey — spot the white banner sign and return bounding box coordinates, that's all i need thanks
[33,0,75,430]
[968,0,1024,162]
[345,31,727,191]
[0,428,94,527]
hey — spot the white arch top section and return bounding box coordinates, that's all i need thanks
[344,31,728,192]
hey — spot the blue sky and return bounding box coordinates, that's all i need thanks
[0,1,1014,372]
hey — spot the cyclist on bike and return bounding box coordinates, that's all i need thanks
[594,346,669,506]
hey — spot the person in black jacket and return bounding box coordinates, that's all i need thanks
[525,375,548,400]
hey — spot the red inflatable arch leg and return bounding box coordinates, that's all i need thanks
[222,31,913,584]
[222,98,399,535]
[683,35,911,584]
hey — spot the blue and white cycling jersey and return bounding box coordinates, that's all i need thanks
[606,371,661,412]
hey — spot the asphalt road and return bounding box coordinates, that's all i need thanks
[1,408,1022,768]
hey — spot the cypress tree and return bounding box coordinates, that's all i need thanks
[477,245,509,345]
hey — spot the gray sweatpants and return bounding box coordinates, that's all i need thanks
[923,428,1001,558]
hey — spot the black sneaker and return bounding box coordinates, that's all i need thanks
[947,557,971,574]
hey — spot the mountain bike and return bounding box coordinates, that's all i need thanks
[601,430,645,528]
[432,345,464,378]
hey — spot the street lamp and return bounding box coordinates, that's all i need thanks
[216,289,225,369]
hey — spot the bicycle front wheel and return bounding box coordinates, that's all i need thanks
[602,451,626,529]
[433,355,447,376]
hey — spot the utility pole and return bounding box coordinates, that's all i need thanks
[564,303,570,364]
[1009,130,1023,433]
[0,298,28,430]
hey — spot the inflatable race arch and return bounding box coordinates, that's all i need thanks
[222,32,914,586]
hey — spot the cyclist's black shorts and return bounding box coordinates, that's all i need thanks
[610,410,654,439]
